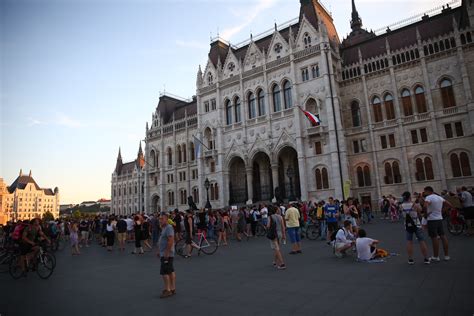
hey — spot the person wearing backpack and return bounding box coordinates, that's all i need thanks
[334,220,355,258]
[400,191,430,265]
[267,207,286,270]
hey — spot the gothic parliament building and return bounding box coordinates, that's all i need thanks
[112,0,474,214]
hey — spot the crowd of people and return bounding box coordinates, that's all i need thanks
[1,185,472,298]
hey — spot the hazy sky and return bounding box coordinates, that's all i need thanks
[1,0,453,204]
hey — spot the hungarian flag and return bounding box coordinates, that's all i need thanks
[299,106,321,126]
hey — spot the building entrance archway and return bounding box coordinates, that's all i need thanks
[252,152,273,202]
[228,157,247,205]
[151,195,160,213]
[277,146,301,201]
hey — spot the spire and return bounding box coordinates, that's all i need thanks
[117,147,122,161]
[29,170,32,177]
[138,141,143,156]
[350,0,363,31]
[19,169,23,177]
[115,147,123,174]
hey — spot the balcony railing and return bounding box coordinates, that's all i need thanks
[203,149,217,158]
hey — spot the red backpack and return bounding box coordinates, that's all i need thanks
[12,223,28,241]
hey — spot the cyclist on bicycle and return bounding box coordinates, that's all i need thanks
[20,218,50,273]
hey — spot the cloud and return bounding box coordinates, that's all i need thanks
[221,0,279,40]
[175,40,208,50]
[27,117,46,126]
[56,113,82,128]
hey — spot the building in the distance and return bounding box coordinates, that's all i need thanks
[126,0,474,212]
[0,170,60,224]
[111,143,146,215]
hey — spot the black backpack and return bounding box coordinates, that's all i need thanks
[266,216,277,240]
[405,213,418,233]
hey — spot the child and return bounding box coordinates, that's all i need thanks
[70,221,80,255]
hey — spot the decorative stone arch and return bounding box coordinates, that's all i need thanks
[248,147,272,164]
[151,194,160,213]
[225,153,248,170]
[410,82,425,91]
[275,145,301,201]
[436,74,456,87]
[227,155,248,204]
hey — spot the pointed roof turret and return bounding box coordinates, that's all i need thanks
[350,0,363,31]
[115,147,123,174]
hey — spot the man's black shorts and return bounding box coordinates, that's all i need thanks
[160,257,174,275]
[427,220,445,238]
[19,242,32,255]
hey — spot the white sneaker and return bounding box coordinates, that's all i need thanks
[444,256,450,261]
[335,252,343,258]
[429,256,440,262]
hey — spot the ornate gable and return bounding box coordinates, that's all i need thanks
[222,48,240,79]
[242,41,264,72]
[295,14,320,51]
[266,30,290,62]
[202,58,217,87]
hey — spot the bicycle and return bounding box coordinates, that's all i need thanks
[300,219,320,240]
[0,244,19,273]
[175,231,218,257]
[9,243,55,279]
[446,208,467,235]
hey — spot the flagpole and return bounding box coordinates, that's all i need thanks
[324,46,345,201]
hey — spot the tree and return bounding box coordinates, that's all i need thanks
[42,211,55,222]
[73,210,82,219]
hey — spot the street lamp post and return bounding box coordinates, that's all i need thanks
[204,178,212,209]
[286,166,295,202]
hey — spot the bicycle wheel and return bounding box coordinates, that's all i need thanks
[9,255,24,280]
[174,239,187,258]
[200,237,218,255]
[256,224,266,237]
[47,251,57,268]
[447,219,463,235]
[306,225,319,240]
[36,253,54,279]
[0,252,12,273]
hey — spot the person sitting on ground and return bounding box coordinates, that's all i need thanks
[334,220,355,258]
[356,228,380,261]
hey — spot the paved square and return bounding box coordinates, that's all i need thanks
[1,220,473,316]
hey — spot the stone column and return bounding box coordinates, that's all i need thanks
[271,163,279,203]
[246,167,253,205]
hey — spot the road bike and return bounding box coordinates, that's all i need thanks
[9,243,55,279]
[175,231,218,257]
[0,244,19,273]
[300,219,320,240]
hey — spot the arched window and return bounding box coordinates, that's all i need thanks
[283,81,293,109]
[414,86,427,113]
[214,183,219,200]
[225,99,232,125]
[322,168,329,189]
[393,161,402,183]
[257,89,265,116]
[204,127,213,150]
[168,191,175,206]
[167,148,173,166]
[401,89,413,116]
[248,92,256,119]
[150,150,156,168]
[372,96,383,122]
[451,153,462,177]
[416,158,425,181]
[192,187,199,204]
[234,97,241,123]
[424,157,434,180]
[363,166,371,186]
[357,166,371,187]
[384,93,395,120]
[440,78,456,108]
[460,152,472,176]
[207,72,213,85]
[182,144,187,162]
[315,169,322,190]
[272,85,281,112]
[190,142,195,161]
[177,145,182,164]
[384,162,393,184]
[303,32,311,48]
[351,101,361,127]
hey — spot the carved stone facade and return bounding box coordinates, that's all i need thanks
[142,0,474,212]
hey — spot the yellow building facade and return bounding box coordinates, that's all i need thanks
[0,170,60,224]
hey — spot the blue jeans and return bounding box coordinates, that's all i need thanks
[319,220,327,240]
[287,227,301,243]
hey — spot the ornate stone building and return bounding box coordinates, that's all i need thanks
[0,170,60,224]
[143,0,474,212]
[111,143,146,215]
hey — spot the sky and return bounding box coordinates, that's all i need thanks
[1,0,454,204]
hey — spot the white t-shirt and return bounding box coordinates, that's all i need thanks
[356,237,376,261]
[260,207,268,218]
[425,194,445,221]
[280,206,286,216]
[461,191,473,208]
[335,228,354,244]
[125,218,133,231]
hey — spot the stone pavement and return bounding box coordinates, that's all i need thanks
[1,220,473,316]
